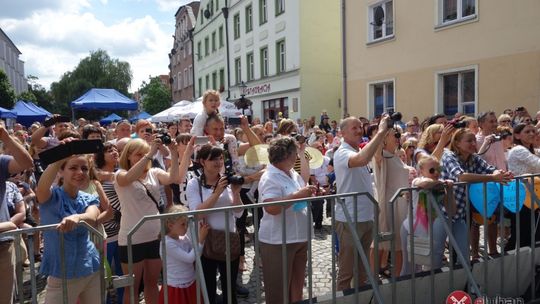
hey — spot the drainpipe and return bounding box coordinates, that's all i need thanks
[189,28,196,100]
[222,0,231,100]
[341,0,348,118]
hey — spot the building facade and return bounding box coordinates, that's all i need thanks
[170,2,200,102]
[193,0,228,100]
[0,28,27,95]
[227,0,341,121]
[343,0,540,121]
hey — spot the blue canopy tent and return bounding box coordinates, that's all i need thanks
[12,101,51,127]
[0,106,17,119]
[100,113,123,125]
[129,111,151,123]
[71,89,138,111]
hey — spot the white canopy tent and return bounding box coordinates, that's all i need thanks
[151,99,243,122]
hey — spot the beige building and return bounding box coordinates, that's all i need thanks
[343,0,540,121]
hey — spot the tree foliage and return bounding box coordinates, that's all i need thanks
[0,69,16,109]
[50,49,133,117]
[139,77,171,115]
[26,75,55,112]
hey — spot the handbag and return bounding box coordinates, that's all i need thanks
[138,180,164,213]
[197,177,241,261]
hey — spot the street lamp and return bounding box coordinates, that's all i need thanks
[234,81,252,118]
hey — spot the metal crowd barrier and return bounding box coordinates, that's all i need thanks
[0,221,106,304]
[125,191,385,304]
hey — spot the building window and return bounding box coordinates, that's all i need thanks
[276,40,286,73]
[219,26,224,48]
[369,81,394,116]
[263,98,288,121]
[212,71,218,90]
[275,0,285,16]
[246,53,254,81]
[184,68,188,88]
[368,0,393,42]
[197,41,202,60]
[187,41,192,55]
[198,78,202,96]
[259,0,267,24]
[205,75,210,90]
[235,57,242,84]
[233,13,241,39]
[246,5,253,33]
[438,67,476,116]
[211,31,216,52]
[178,72,182,90]
[219,69,225,90]
[215,0,219,11]
[439,0,476,25]
[260,46,268,77]
[204,37,209,56]
[188,65,193,85]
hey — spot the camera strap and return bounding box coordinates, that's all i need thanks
[137,180,162,212]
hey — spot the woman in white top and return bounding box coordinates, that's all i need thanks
[186,144,244,304]
[258,137,317,304]
[115,137,192,304]
[506,123,540,250]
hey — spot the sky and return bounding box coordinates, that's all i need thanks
[0,0,197,92]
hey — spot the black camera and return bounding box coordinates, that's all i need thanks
[223,143,244,185]
[155,129,172,145]
[43,115,71,128]
[386,111,403,129]
[290,132,306,144]
[448,119,467,129]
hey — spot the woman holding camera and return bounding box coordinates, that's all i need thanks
[115,137,191,304]
[186,144,244,304]
[258,137,316,303]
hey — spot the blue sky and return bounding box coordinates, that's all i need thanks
[0,0,197,91]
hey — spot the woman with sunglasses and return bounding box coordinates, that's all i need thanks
[506,123,540,250]
[440,128,513,263]
[414,123,454,167]
[402,138,418,167]
[372,128,411,277]
[186,144,244,304]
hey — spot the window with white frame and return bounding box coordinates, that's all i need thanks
[369,0,393,42]
[276,40,285,73]
[260,46,268,77]
[177,72,182,90]
[439,0,476,25]
[212,31,216,52]
[184,68,188,88]
[235,57,242,84]
[247,53,254,80]
[233,13,241,39]
[438,68,476,116]
[219,26,224,48]
[370,81,394,116]
[259,0,267,24]
[246,5,253,32]
[275,0,285,15]
[189,65,193,85]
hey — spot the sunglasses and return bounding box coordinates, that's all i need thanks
[500,120,511,123]
[406,145,416,149]
[428,166,443,174]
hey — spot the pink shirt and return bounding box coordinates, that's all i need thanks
[476,133,507,170]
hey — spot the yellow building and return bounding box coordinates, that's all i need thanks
[343,0,540,121]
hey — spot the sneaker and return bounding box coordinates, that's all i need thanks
[236,283,249,298]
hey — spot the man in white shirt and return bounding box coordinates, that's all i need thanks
[334,115,389,290]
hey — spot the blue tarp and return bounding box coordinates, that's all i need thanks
[129,111,151,122]
[100,113,123,125]
[71,88,138,110]
[12,101,51,127]
[0,106,16,119]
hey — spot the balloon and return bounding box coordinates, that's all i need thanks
[468,182,500,218]
[523,177,540,211]
[501,180,526,213]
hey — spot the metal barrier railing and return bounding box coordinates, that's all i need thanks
[0,221,106,304]
[125,191,385,304]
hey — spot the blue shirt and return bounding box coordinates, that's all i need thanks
[0,155,14,242]
[40,187,100,279]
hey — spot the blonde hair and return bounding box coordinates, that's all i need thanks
[202,90,221,104]
[418,123,443,149]
[417,155,439,171]
[119,138,151,170]
[449,128,473,156]
[275,119,296,135]
[164,205,189,234]
[402,138,418,150]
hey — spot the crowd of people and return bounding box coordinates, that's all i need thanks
[1,88,540,303]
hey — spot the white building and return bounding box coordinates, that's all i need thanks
[0,28,28,95]
[193,0,228,99]
[226,0,341,121]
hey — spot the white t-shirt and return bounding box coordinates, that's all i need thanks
[333,141,375,223]
[186,177,241,232]
[161,234,203,288]
[190,111,209,136]
[310,156,330,186]
[115,168,164,245]
[258,164,311,244]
